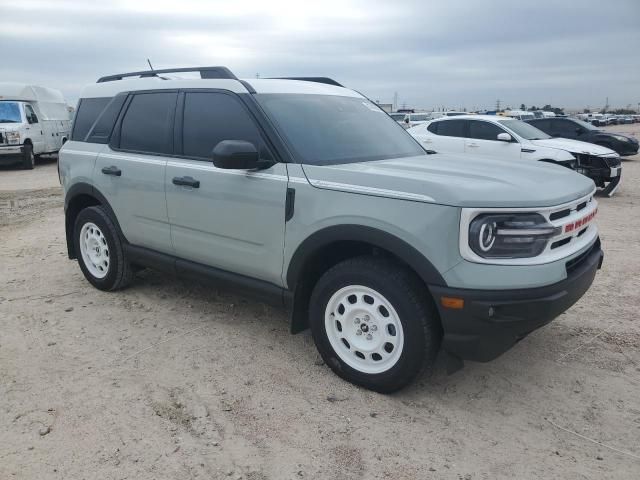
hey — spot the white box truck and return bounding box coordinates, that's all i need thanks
[0,83,71,169]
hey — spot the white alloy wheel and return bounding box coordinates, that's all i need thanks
[324,285,405,374]
[79,222,110,279]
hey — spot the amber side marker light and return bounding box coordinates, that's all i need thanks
[441,297,464,309]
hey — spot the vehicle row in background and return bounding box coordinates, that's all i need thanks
[525,117,639,157]
[409,115,622,196]
[0,83,71,169]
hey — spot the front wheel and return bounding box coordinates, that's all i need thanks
[309,257,441,393]
[22,144,35,170]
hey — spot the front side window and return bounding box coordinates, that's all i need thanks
[120,92,177,154]
[435,119,466,138]
[182,92,262,159]
[468,121,505,141]
[25,104,38,124]
[256,94,425,166]
[0,102,22,123]
[497,119,550,140]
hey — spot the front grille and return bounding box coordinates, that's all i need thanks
[575,153,609,169]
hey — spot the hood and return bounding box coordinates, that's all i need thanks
[531,137,617,156]
[301,154,595,208]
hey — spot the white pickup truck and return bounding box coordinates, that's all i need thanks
[0,83,71,169]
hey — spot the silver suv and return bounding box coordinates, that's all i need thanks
[59,67,603,392]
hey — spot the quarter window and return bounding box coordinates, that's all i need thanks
[120,92,177,154]
[435,119,466,138]
[182,92,262,160]
[72,97,111,141]
[468,121,504,141]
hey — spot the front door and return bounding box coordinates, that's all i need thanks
[165,91,288,286]
[23,104,45,154]
[464,120,521,160]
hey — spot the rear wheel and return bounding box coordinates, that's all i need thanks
[73,206,133,291]
[309,257,441,393]
[22,144,35,170]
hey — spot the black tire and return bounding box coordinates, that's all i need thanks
[73,206,133,291]
[22,144,35,170]
[309,256,441,393]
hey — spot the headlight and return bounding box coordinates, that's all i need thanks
[6,131,20,144]
[611,135,629,142]
[468,213,560,259]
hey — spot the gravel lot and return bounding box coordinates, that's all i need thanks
[1,125,639,479]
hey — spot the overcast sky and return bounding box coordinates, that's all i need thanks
[2,0,639,111]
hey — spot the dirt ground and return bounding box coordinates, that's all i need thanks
[1,125,639,480]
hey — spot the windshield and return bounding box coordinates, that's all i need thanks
[389,113,406,121]
[411,114,429,121]
[256,94,426,165]
[498,119,550,140]
[573,118,599,131]
[0,102,22,123]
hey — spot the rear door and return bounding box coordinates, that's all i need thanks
[93,91,176,254]
[465,120,521,160]
[165,90,288,285]
[426,119,466,153]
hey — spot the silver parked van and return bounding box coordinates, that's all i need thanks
[59,67,603,392]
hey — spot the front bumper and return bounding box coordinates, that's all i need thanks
[617,143,639,156]
[0,145,24,165]
[430,238,603,363]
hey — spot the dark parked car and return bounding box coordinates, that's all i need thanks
[526,117,639,156]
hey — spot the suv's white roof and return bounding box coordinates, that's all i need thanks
[79,77,362,99]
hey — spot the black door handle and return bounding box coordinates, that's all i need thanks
[172,176,200,188]
[101,166,121,176]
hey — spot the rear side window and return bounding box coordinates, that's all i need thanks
[71,97,110,141]
[85,94,127,144]
[435,120,466,137]
[427,122,438,134]
[182,92,262,159]
[468,121,504,141]
[119,92,177,154]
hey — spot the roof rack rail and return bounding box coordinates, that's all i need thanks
[97,66,239,83]
[269,77,344,87]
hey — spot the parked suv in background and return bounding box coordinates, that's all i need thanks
[526,117,639,157]
[409,115,622,196]
[60,67,603,392]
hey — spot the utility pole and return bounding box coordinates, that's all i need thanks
[496,99,501,112]
[393,91,398,111]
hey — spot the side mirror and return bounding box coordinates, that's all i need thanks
[497,132,512,142]
[212,140,264,170]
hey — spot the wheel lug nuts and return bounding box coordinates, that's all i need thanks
[371,325,377,331]
[366,334,373,340]
[356,330,362,335]
[354,318,360,324]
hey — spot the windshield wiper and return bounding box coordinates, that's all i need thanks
[0,119,18,123]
